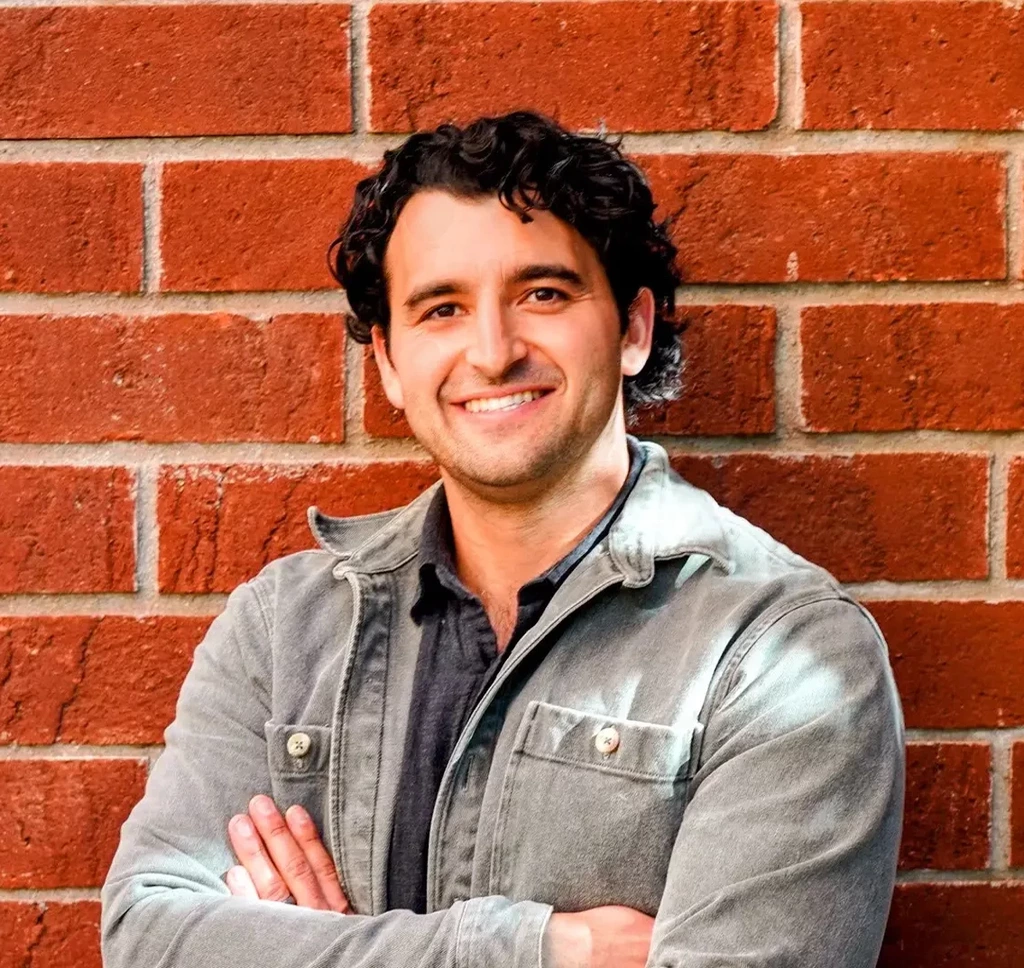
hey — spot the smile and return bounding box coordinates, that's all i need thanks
[462,390,548,413]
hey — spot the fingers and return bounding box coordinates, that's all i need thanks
[285,804,351,914]
[225,864,260,900]
[243,796,331,910]
[228,812,298,905]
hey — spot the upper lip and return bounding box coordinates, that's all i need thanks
[448,385,556,406]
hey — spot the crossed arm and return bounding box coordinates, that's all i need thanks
[101,580,905,968]
[224,794,652,968]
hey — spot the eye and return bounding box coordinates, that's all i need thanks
[423,302,460,320]
[526,287,567,304]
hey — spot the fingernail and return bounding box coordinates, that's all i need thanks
[251,795,274,816]
[286,804,310,827]
[231,814,253,836]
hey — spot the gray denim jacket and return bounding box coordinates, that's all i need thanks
[101,440,905,968]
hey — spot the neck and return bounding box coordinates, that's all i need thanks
[441,426,632,622]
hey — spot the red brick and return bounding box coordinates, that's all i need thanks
[0,314,344,443]
[641,153,1006,283]
[900,742,990,871]
[631,306,776,436]
[0,164,142,293]
[0,759,146,888]
[0,5,350,138]
[365,307,777,438]
[158,462,438,593]
[803,2,1024,131]
[0,901,101,968]
[0,616,211,746]
[881,883,1024,967]
[802,304,1024,432]
[369,1,777,133]
[1007,458,1024,578]
[868,600,1024,729]
[1011,743,1024,867]
[0,466,135,594]
[161,160,371,292]
[672,453,988,582]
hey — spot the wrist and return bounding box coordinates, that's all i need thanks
[544,913,591,968]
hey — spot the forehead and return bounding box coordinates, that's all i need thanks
[384,190,600,288]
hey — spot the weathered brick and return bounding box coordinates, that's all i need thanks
[803,2,1024,131]
[0,616,211,746]
[868,600,1024,729]
[0,5,350,138]
[0,466,135,594]
[158,462,438,593]
[1007,458,1024,578]
[0,759,146,888]
[900,743,991,871]
[0,164,142,293]
[672,453,988,582]
[631,306,776,436]
[0,901,101,968]
[0,314,344,443]
[881,883,1024,967]
[369,1,777,132]
[161,160,371,292]
[365,307,777,438]
[802,304,1024,431]
[641,153,1006,283]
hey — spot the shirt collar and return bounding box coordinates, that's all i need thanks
[412,439,647,617]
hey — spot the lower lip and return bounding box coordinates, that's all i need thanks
[455,392,553,422]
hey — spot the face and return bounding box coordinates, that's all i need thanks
[372,190,653,498]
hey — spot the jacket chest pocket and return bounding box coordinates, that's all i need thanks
[264,721,332,845]
[489,701,693,915]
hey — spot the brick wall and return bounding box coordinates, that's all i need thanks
[0,1,1021,963]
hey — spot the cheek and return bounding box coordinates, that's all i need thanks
[391,334,456,403]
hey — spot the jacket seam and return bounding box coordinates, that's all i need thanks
[712,592,870,713]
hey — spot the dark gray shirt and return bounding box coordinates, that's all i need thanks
[386,444,646,912]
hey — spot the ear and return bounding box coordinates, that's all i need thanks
[621,287,655,378]
[370,325,406,411]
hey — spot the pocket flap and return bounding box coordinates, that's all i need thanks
[514,701,693,782]
[265,721,332,777]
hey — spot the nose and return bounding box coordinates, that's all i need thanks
[463,299,527,378]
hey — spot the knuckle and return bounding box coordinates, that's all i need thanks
[281,855,312,881]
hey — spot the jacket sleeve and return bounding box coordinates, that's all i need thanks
[647,597,905,968]
[100,579,552,968]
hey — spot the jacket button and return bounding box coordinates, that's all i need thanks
[287,732,312,758]
[594,726,620,755]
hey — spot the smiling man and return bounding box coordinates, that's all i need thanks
[102,113,905,968]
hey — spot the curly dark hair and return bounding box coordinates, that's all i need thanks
[329,111,682,412]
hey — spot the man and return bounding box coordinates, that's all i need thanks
[102,112,904,968]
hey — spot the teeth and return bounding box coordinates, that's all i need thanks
[463,390,545,413]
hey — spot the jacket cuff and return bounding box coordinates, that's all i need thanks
[455,896,553,968]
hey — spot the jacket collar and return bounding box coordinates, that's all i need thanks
[307,439,734,585]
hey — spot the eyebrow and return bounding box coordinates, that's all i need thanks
[402,263,586,312]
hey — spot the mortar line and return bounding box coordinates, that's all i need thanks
[776,0,803,131]
[1007,151,1023,283]
[134,462,160,598]
[991,452,1011,582]
[0,594,227,615]
[344,329,368,443]
[0,744,160,759]
[9,129,1024,163]
[350,0,371,134]
[771,300,802,441]
[991,733,1012,871]
[0,888,102,903]
[905,728,1024,743]
[141,161,163,294]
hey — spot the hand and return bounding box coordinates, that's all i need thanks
[546,905,654,968]
[225,794,350,913]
